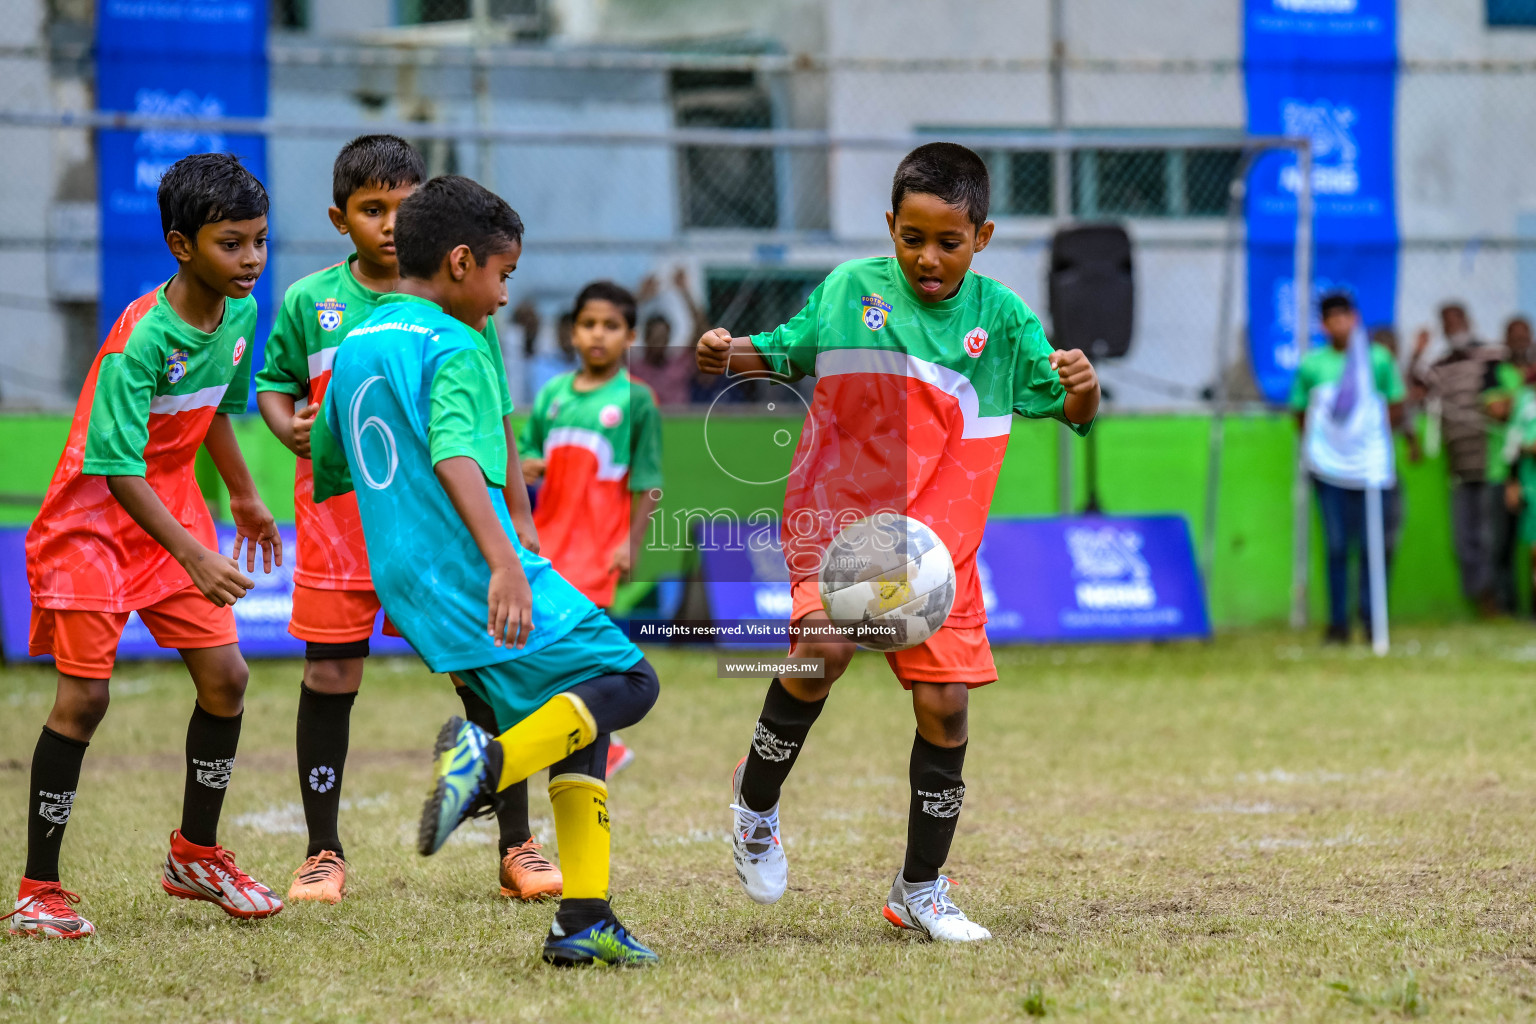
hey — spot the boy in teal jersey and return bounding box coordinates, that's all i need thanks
[697,143,1100,942]
[310,176,661,966]
[520,281,663,779]
[256,136,557,904]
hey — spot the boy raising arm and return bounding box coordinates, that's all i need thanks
[254,135,557,905]
[7,154,283,939]
[309,176,662,966]
[698,143,1098,942]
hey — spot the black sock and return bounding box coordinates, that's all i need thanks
[24,727,88,883]
[181,703,242,848]
[554,896,612,933]
[456,684,532,850]
[296,684,356,859]
[738,677,825,812]
[902,732,967,884]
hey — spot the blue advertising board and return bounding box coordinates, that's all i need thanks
[96,0,270,406]
[1245,0,1399,404]
[0,526,413,665]
[696,517,1210,648]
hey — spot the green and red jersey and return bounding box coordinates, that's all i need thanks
[27,284,256,612]
[256,255,510,590]
[751,256,1089,628]
[519,369,663,607]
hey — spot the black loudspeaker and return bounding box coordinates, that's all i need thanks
[1048,224,1134,359]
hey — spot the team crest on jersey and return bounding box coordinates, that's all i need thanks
[315,298,346,332]
[599,403,624,428]
[861,294,892,331]
[963,327,989,358]
[165,348,189,384]
[232,337,246,366]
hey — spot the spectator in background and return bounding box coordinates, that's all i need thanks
[1413,302,1508,616]
[1371,325,1423,464]
[1481,332,1526,613]
[630,269,702,407]
[528,311,577,398]
[1507,315,1534,370]
[1292,292,1406,644]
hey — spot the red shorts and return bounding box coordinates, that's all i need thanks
[30,586,237,680]
[289,584,400,644]
[788,581,996,687]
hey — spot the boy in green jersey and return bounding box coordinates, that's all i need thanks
[697,143,1100,941]
[10,154,284,938]
[520,281,663,778]
[255,136,557,904]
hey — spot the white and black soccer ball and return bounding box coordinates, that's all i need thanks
[817,513,956,652]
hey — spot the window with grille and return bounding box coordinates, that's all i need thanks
[673,70,779,230]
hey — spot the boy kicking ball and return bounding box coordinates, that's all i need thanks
[696,143,1099,941]
[308,176,661,966]
[7,154,284,938]
[255,135,559,905]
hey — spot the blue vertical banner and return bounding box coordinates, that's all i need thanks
[1245,0,1398,404]
[96,1,269,404]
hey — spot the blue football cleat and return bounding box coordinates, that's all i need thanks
[417,716,495,856]
[542,916,659,967]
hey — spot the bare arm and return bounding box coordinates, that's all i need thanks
[696,328,775,378]
[611,487,660,576]
[256,390,319,459]
[106,475,254,606]
[1049,349,1101,425]
[502,418,540,554]
[434,455,533,648]
[203,413,282,573]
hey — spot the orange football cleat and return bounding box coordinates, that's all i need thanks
[287,850,347,904]
[499,838,563,901]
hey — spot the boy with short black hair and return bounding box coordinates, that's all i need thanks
[310,175,661,966]
[7,152,285,938]
[255,135,557,905]
[697,142,1100,942]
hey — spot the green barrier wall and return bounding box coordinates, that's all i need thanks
[0,412,1474,628]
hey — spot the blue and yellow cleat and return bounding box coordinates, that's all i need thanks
[542,916,659,967]
[417,716,495,856]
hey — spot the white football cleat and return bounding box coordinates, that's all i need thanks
[730,757,788,905]
[882,873,992,942]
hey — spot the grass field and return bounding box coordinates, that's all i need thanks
[6,627,1536,1022]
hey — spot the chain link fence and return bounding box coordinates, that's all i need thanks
[3,32,1535,414]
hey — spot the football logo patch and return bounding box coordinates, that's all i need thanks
[232,337,247,366]
[315,298,346,333]
[861,294,892,331]
[599,403,624,428]
[963,327,988,358]
[165,348,189,384]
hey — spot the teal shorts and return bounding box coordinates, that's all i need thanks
[456,609,644,731]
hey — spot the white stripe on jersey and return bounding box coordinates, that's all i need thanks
[307,346,339,380]
[149,383,229,416]
[543,426,628,481]
[813,348,1013,440]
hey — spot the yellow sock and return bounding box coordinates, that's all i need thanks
[493,692,597,790]
[548,773,610,900]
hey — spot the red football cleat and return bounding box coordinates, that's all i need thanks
[161,830,283,920]
[606,735,635,779]
[4,878,95,939]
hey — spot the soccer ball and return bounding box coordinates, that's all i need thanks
[817,513,956,652]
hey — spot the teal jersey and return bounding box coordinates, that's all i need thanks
[310,294,594,674]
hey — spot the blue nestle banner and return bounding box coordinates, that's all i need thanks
[1245,0,1398,404]
[0,526,412,665]
[96,0,270,404]
[697,517,1209,647]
